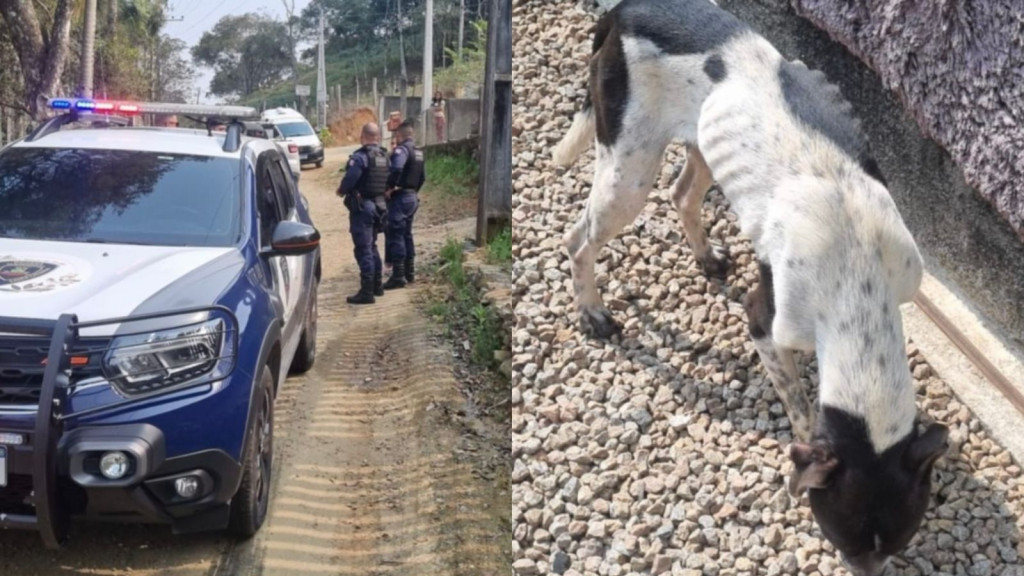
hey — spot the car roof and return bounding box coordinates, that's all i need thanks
[261,108,309,121]
[11,126,276,159]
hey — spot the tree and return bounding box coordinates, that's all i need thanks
[434,19,485,95]
[95,0,185,102]
[0,0,75,119]
[280,0,299,83]
[192,14,292,98]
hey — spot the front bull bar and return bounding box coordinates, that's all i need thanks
[0,306,237,549]
[0,313,77,548]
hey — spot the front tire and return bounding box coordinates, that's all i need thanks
[289,280,318,374]
[229,367,274,538]
[315,160,323,168]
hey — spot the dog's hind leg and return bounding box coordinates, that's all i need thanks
[567,142,664,339]
[672,145,730,277]
[744,262,815,441]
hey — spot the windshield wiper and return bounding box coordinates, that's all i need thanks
[83,238,153,246]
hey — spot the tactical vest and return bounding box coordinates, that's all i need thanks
[398,142,425,191]
[361,147,389,198]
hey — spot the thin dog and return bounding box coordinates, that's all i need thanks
[552,1,949,573]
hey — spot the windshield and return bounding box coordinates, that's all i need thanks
[0,147,241,247]
[276,121,315,138]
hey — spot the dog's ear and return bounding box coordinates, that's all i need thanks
[789,441,839,496]
[905,423,949,477]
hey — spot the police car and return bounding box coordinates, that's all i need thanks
[0,98,321,547]
[260,108,324,168]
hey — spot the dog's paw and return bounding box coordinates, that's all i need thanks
[580,306,622,340]
[700,242,731,279]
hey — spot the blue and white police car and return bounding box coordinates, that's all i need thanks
[0,98,321,547]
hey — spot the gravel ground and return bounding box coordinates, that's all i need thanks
[509,1,1024,575]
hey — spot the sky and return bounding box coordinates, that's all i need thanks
[162,0,314,103]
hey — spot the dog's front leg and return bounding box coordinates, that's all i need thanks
[744,262,816,441]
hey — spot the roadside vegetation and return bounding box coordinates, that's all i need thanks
[428,237,504,370]
[418,149,480,224]
[486,226,511,268]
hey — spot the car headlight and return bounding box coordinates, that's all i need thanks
[103,318,233,396]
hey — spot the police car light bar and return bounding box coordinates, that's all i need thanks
[46,98,259,119]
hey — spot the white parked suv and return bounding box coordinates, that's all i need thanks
[242,121,301,182]
[260,108,324,169]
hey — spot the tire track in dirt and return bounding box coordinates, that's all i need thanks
[225,271,504,576]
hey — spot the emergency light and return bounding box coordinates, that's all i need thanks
[46,98,259,119]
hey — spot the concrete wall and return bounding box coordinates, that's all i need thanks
[377,96,481,146]
[791,0,1024,242]
[714,0,1024,350]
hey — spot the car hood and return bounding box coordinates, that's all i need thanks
[289,135,322,147]
[0,239,245,335]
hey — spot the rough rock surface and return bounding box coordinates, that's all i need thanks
[511,1,1024,574]
[790,0,1024,241]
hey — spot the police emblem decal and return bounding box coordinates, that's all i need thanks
[0,257,81,292]
[0,261,57,286]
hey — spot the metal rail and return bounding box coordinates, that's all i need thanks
[913,293,1024,417]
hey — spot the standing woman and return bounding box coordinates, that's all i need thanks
[431,91,447,143]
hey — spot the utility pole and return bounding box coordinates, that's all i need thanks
[316,2,327,129]
[458,0,465,61]
[422,0,434,143]
[476,0,511,244]
[397,0,408,121]
[80,0,98,98]
[422,0,433,110]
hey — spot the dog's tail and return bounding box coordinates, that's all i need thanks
[552,12,616,168]
[552,102,596,167]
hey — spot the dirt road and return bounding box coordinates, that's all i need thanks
[0,147,507,576]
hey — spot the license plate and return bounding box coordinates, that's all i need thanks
[0,446,7,487]
[300,154,308,160]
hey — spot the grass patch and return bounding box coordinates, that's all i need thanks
[422,152,479,198]
[486,226,511,266]
[430,237,504,370]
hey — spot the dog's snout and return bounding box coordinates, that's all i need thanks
[840,552,891,576]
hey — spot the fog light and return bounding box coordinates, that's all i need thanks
[0,433,24,445]
[99,451,130,479]
[174,476,200,499]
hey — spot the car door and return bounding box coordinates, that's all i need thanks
[256,154,292,339]
[266,155,307,349]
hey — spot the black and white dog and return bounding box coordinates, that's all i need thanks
[552,0,949,573]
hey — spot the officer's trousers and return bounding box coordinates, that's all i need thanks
[349,198,382,283]
[385,191,419,264]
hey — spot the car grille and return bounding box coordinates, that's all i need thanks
[0,336,108,406]
[299,145,315,154]
[0,474,34,515]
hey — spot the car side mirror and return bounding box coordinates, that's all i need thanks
[267,221,319,256]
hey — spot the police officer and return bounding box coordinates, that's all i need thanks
[382,121,425,289]
[337,122,390,304]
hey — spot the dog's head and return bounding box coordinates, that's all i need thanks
[788,421,949,576]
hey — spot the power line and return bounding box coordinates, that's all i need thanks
[180,0,231,34]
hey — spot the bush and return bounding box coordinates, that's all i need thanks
[319,127,336,147]
[433,237,503,371]
[487,226,511,265]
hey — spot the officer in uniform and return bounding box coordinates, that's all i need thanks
[382,120,425,289]
[337,123,390,304]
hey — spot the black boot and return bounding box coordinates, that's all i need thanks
[404,258,415,284]
[382,262,407,290]
[346,278,376,304]
[374,272,384,296]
